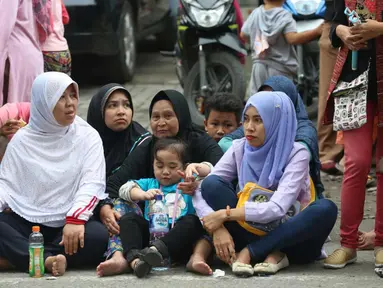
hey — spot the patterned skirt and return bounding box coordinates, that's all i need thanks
[43,50,72,76]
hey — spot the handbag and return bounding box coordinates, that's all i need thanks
[332,65,369,131]
[236,180,315,236]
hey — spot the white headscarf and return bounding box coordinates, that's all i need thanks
[0,72,107,227]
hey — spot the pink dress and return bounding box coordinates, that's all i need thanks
[0,0,44,104]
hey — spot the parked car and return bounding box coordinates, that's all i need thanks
[63,0,177,82]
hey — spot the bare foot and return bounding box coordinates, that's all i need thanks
[45,255,67,276]
[186,255,212,275]
[264,251,285,264]
[358,230,375,250]
[96,251,128,277]
[0,257,13,270]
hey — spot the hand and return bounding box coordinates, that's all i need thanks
[59,224,85,255]
[315,22,324,36]
[201,210,227,234]
[0,119,22,137]
[100,205,120,235]
[183,164,200,181]
[336,25,367,51]
[351,19,383,44]
[177,179,199,196]
[213,226,236,264]
[142,189,162,200]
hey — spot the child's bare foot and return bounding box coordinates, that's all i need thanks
[0,257,13,270]
[96,251,128,277]
[186,255,212,275]
[45,255,67,276]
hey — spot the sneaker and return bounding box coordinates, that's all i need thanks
[375,248,383,268]
[323,248,357,269]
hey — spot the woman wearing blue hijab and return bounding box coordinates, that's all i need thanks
[192,92,337,277]
[219,75,324,199]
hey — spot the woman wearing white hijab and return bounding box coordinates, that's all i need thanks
[0,72,108,276]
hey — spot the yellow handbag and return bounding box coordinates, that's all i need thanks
[236,178,316,236]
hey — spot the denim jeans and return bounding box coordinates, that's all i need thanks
[201,175,338,263]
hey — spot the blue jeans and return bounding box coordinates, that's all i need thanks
[201,175,338,264]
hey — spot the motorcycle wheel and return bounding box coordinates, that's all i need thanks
[184,52,246,127]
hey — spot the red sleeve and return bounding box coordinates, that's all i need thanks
[62,2,70,25]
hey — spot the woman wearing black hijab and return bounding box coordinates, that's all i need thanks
[87,83,148,177]
[97,91,223,265]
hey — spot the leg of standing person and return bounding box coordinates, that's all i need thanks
[324,102,375,268]
[374,121,383,267]
[317,22,343,173]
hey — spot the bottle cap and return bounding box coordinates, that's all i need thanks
[154,194,162,201]
[32,226,40,233]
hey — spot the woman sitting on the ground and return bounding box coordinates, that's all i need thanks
[87,83,148,178]
[96,90,223,276]
[192,91,337,277]
[0,72,109,276]
[219,75,324,198]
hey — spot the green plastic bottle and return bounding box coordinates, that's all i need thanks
[29,226,45,278]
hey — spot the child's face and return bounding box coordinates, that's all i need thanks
[154,150,183,186]
[204,109,239,142]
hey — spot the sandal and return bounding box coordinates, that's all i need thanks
[133,259,151,278]
[253,255,289,276]
[232,262,254,277]
[139,247,163,267]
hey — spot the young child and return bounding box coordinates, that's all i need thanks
[241,0,323,95]
[204,93,243,142]
[114,138,212,278]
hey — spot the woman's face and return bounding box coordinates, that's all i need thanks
[53,84,78,126]
[243,106,266,147]
[150,100,179,138]
[104,91,133,132]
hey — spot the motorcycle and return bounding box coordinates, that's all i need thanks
[162,0,247,126]
[283,0,325,107]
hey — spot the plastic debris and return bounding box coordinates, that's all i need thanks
[213,269,225,278]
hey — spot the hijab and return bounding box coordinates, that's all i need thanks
[261,76,324,197]
[240,91,297,189]
[87,84,147,176]
[0,72,107,225]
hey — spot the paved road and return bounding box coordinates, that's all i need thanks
[1,7,381,288]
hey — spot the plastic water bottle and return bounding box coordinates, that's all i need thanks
[149,195,170,271]
[29,226,45,278]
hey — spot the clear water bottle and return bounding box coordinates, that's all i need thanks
[29,226,45,278]
[149,194,170,271]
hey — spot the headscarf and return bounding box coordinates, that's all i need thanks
[87,84,147,176]
[149,90,207,142]
[33,0,53,43]
[260,76,324,197]
[0,72,107,225]
[148,90,223,164]
[240,91,297,189]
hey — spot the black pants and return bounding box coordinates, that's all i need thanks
[0,212,109,272]
[120,213,204,264]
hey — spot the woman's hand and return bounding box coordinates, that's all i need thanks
[177,170,199,195]
[351,20,383,44]
[213,226,236,264]
[336,25,366,50]
[201,210,227,234]
[184,164,200,181]
[141,189,162,200]
[100,205,120,235]
[59,224,85,255]
[0,119,22,137]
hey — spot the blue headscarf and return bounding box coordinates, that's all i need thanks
[240,91,297,189]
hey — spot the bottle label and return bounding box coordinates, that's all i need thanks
[149,213,169,232]
[29,247,45,277]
